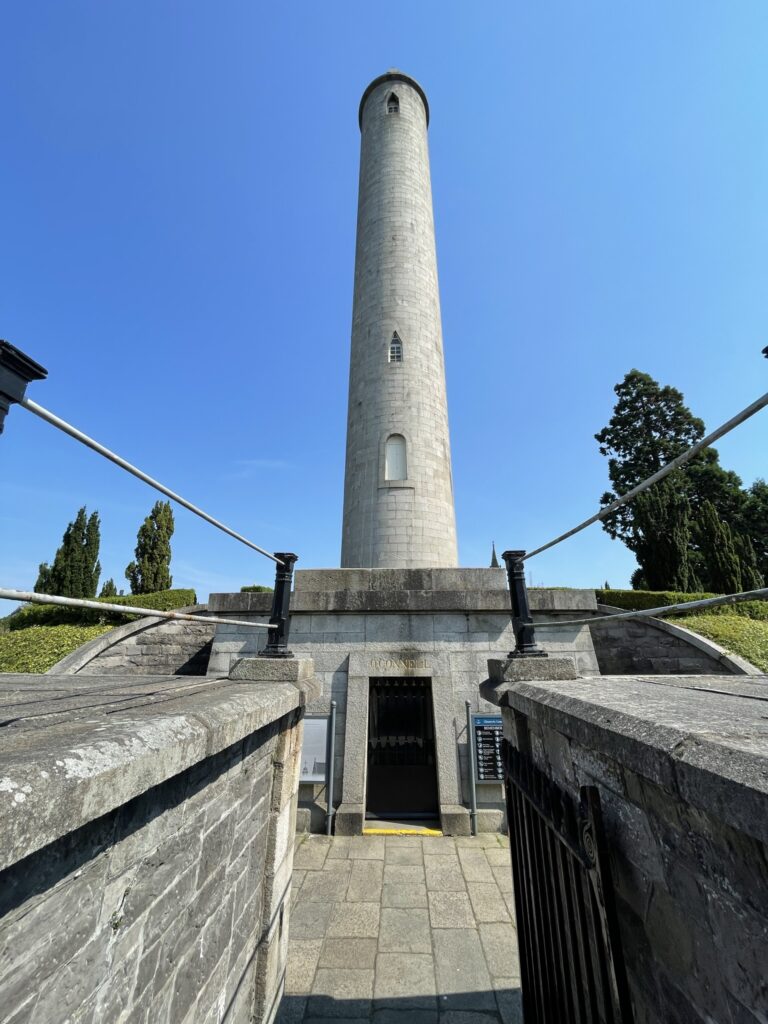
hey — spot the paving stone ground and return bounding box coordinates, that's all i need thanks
[277,834,523,1024]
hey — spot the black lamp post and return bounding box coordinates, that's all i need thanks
[0,341,47,434]
[260,552,298,658]
[502,549,547,658]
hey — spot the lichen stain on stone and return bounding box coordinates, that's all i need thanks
[0,777,31,809]
[59,719,193,780]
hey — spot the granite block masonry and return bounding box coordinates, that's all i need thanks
[208,567,601,836]
[481,662,768,1022]
[0,659,319,1024]
[341,71,458,569]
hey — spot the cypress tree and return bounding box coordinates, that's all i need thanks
[631,475,696,591]
[125,501,175,594]
[99,578,118,598]
[696,501,742,593]
[738,480,768,582]
[34,507,101,598]
[734,533,763,591]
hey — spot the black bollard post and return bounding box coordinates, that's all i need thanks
[502,549,547,658]
[0,341,47,434]
[260,552,298,658]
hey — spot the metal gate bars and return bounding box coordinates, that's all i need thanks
[503,739,634,1023]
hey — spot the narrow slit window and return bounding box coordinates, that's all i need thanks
[385,434,407,481]
[387,93,399,114]
[389,333,403,362]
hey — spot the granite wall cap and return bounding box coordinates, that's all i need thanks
[294,567,508,593]
[0,672,305,872]
[480,657,579,706]
[209,585,597,616]
[485,673,768,845]
[228,656,320,703]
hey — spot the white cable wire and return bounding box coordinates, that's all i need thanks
[535,587,768,628]
[523,391,768,561]
[21,397,283,565]
[0,589,273,630]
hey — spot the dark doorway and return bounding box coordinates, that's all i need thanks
[366,678,439,819]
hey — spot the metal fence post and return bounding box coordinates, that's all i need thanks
[260,552,298,658]
[326,700,337,836]
[502,549,547,658]
[465,700,478,837]
[0,341,47,434]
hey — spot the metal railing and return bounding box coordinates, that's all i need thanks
[0,339,297,656]
[0,589,273,630]
[498,388,768,656]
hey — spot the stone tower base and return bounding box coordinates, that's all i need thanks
[207,569,599,836]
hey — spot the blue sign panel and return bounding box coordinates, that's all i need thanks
[472,714,503,783]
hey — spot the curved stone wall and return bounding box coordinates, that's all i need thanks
[589,604,761,675]
[47,605,214,677]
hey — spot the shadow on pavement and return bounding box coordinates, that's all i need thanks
[275,988,524,1023]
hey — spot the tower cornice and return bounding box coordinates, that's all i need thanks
[358,70,430,129]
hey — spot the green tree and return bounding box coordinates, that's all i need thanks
[696,501,742,593]
[630,568,648,591]
[631,474,698,591]
[737,479,768,583]
[35,507,101,598]
[733,533,763,591]
[99,578,118,598]
[596,370,757,588]
[125,501,175,594]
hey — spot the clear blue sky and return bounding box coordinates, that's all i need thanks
[2,2,767,602]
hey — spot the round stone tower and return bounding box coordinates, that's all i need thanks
[340,71,459,569]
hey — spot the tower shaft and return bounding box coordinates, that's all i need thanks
[341,72,458,569]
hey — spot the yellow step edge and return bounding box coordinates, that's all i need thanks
[363,827,443,836]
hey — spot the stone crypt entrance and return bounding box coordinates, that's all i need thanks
[336,650,473,836]
[366,677,439,821]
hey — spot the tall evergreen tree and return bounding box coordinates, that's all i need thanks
[34,507,101,598]
[696,501,742,594]
[733,533,763,591]
[596,370,757,589]
[631,474,697,591]
[737,479,768,583]
[99,578,118,598]
[125,501,175,594]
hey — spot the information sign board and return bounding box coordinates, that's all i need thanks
[472,714,504,783]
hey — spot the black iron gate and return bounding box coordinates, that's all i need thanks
[503,738,634,1024]
[366,678,439,819]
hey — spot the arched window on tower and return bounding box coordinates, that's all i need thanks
[385,434,407,481]
[389,333,403,362]
[387,93,399,115]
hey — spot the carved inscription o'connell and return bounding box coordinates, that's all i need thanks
[370,658,428,672]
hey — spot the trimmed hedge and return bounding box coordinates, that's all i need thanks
[0,624,113,673]
[240,585,273,593]
[595,589,715,610]
[7,588,197,631]
[595,589,768,621]
[679,614,768,672]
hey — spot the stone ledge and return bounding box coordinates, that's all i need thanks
[229,656,321,703]
[209,587,598,615]
[295,568,508,592]
[0,666,314,872]
[479,671,768,845]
